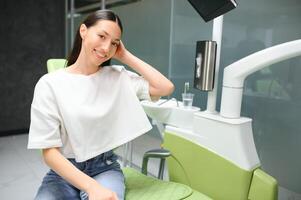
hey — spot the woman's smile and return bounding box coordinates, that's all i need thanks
[94,49,107,60]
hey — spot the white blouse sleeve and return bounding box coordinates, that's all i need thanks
[126,70,152,101]
[27,77,62,149]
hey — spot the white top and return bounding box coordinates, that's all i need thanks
[28,65,153,162]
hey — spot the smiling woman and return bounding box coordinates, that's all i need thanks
[27,9,174,200]
[67,10,123,69]
[78,20,122,66]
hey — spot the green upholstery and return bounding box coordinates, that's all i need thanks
[185,190,213,200]
[47,58,67,73]
[123,168,212,200]
[163,132,255,200]
[248,169,278,200]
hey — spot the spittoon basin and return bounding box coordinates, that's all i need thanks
[141,99,200,129]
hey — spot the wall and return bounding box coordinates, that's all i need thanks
[0,0,65,136]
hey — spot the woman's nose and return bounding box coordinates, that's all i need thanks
[102,41,111,53]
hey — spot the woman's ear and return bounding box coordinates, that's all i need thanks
[79,24,88,40]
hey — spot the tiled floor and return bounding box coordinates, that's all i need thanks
[0,133,162,200]
[0,134,47,199]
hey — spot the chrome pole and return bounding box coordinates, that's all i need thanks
[128,141,133,167]
[101,0,106,10]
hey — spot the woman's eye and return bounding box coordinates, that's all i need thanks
[99,35,105,39]
[112,42,118,47]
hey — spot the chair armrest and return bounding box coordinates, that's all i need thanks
[142,148,171,179]
[248,168,278,200]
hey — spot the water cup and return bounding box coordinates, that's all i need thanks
[182,93,194,109]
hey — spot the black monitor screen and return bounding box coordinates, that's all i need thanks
[187,0,237,22]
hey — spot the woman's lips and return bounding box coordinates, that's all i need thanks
[94,49,107,60]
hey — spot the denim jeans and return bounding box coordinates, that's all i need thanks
[34,151,125,200]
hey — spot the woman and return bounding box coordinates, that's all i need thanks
[28,10,174,200]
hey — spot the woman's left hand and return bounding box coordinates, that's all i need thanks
[113,41,128,62]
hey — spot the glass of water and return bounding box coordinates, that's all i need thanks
[182,93,194,109]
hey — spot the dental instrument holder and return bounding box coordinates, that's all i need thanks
[194,40,217,91]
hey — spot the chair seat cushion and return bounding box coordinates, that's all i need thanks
[185,190,213,200]
[123,167,192,200]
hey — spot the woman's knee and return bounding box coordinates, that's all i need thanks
[93,169,125,200]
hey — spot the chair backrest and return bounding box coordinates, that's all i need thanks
[47,58,67,73]
[163,132,254,200]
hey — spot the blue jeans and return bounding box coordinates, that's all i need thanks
[34,151,125,200]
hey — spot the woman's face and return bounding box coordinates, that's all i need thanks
[80,20,122,66]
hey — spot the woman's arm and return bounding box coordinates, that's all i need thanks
[113,42,174,99]
[42,148,118,200]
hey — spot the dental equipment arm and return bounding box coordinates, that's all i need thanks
[220,39,301,118]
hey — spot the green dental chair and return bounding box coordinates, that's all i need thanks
[46,58,278,200]
[46,59,67,72]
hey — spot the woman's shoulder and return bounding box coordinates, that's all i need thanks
[35,69,65,88]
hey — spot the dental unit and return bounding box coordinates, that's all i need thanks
[140,0,301,198]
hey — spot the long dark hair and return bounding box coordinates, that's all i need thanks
[67,10,123,67]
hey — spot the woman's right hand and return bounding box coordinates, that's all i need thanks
[86,180,118,200]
